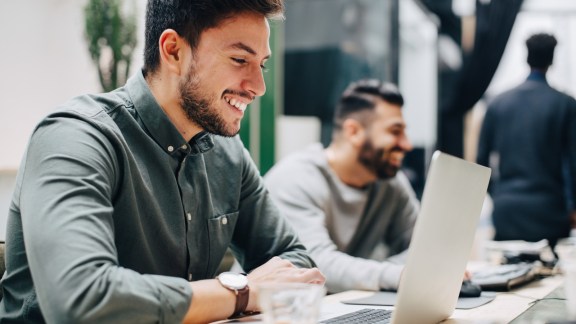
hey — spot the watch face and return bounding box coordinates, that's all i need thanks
[219,272,248,290]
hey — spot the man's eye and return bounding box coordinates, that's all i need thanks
[390,129,403,136]
[260,65,269,72]
[232,58,247,64]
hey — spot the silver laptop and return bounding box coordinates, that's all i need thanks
[321,151,491,324]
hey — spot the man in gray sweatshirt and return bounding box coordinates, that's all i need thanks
[265,79,418,293]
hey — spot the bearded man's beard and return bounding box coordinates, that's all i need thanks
[179,67,237,137]
[358,139,402,179]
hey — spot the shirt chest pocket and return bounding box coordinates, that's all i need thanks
[206,211,239,276]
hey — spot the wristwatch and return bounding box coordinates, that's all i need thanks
[217,271,249,317]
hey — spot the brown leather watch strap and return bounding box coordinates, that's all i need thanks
[232,285,249,317]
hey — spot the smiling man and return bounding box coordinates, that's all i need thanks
[0,1,324,323]
[264,79,418,293]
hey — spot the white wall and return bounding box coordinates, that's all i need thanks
[275,116,321,161]
[0,0,146,170]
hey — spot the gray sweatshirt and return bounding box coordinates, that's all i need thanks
[264,143,419,293]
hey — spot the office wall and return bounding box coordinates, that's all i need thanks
[0,0,146,170]
[1,0,94,170]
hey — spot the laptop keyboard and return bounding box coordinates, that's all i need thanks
[320,308,392,324]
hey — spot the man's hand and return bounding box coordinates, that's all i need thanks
[464,270,472,281]
[182,260,323,324]
[245,257,325,311]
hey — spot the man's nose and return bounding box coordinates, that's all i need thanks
[243,65,266,98]
[400,135,413,152]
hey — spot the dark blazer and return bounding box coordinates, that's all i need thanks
[477,71,576,245]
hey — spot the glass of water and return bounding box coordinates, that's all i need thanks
[258,283,326,324]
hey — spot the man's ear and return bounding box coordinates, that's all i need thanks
[158,29,185,75]
[342,119,366,148]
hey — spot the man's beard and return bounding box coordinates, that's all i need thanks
[179,66,238,137]
[358,139,402,179]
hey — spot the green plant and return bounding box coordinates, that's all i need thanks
[84,0,137,92]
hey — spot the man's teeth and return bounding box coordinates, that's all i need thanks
[226,98,247,112]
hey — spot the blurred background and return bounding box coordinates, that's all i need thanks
[1,0,576,248]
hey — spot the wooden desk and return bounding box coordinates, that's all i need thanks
[217,275,566,323]
[448,275,565,323]
[322,275,566,323]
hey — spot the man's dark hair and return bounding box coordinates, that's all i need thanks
[526,33,557,69]
[143,0,284,75]
[333,79,404,132]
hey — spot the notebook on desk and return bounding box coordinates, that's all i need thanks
[320,151,491,324]
[471,263,537,291]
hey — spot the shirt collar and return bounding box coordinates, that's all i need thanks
[125,70,214,155]
[527,70,548,84]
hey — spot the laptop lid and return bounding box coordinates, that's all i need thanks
[391,151,491,324]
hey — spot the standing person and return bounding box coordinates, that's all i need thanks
[0,0,324,323]
[477,33,576,247]
[264,79,418,293]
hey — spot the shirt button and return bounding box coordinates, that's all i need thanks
[222,217,228,225]
[181,144,188,150]
[167,145,174,152]
[188,273,193,281]
[187,213,192,221]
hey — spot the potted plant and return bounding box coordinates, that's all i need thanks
[84,0,137,92]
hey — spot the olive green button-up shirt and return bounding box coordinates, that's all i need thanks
[0,71,313,323]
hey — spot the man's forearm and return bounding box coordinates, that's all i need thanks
[182,257,325,323]
[183,280,237,323]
